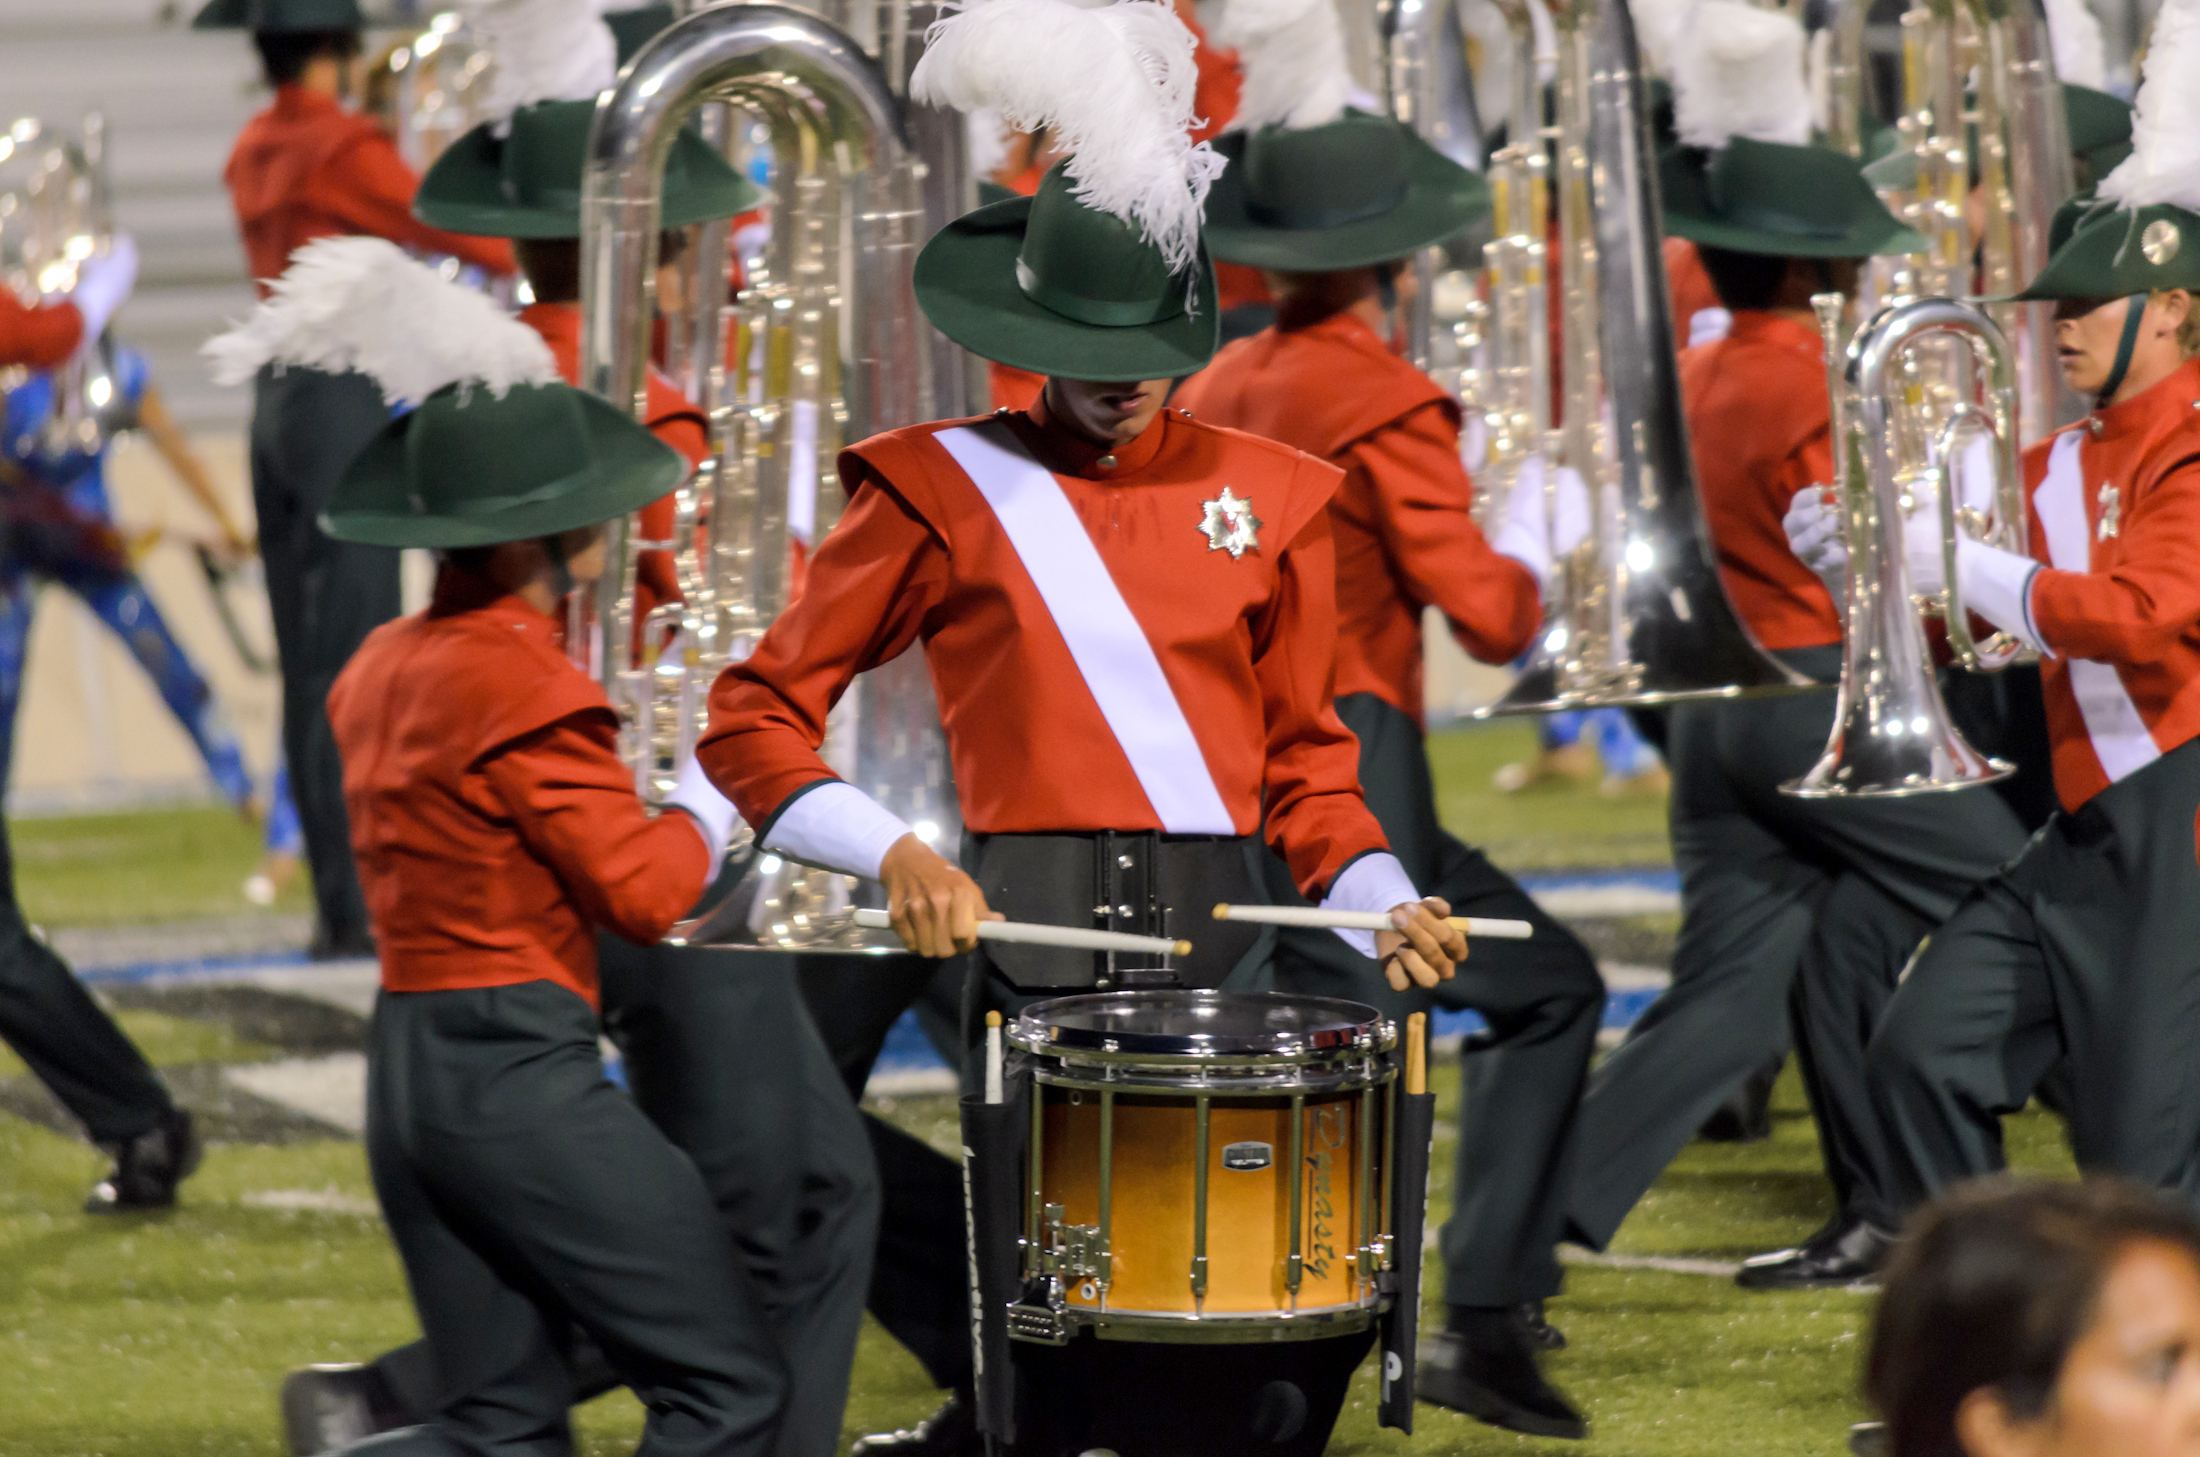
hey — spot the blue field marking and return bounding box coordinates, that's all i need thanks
[73,949,330,987]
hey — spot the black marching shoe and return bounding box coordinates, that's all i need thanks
[280,1363,410,1455]
[1515,1299,1567,1351]
[1418,1307,1588,1440]
[850,1392,981,1456]
[1735,1216,1893,1290]
[84,1107,201,1213]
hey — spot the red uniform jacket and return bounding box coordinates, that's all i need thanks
[1679,310,1842,652]
[1665,238,1719,338]
[2018,359,2200,810]
[224,86,514,290]
[1175,306,1540,726]
[329,567,710,1007]
[699,402,1393,899]
[0,294,83,369]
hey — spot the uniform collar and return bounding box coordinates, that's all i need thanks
[1004,392,1171,479]
[519,300,579,348]
[1723,309,1823,359]
[2086,358,2200,443]
[428,562,560,633]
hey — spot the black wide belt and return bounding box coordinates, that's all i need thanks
[962,830,1266,991]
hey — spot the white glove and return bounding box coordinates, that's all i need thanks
[1687,307,1733,349]
[1902,490,1947,596]
[667,753,738,884]
[1784,485,1847,597]
[1491,457,1592,580]
[1954,537,2049,655]
[64,234,137,344]
[1550,464,1591,558]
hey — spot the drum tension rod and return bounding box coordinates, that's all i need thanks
[1287,1091,1306,1302]
[1191,1094,1211,1307]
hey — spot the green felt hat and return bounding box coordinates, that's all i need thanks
[914,161,1219,382]
[1862,84,2131,194]
[604,2,676,64]
[322,380,685,549]
[1200,111,1491,272]
[191,0,360,29]
[1662,137,1925,258]
[2010,201,2200,302]
[415,100,763,240]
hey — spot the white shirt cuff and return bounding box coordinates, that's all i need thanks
[761,780,915,881]
[1320,851,1422,956]
[1955,537,2049,656]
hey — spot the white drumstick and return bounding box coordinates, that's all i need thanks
[852,906,1192,957]
[1212,903,1535,939]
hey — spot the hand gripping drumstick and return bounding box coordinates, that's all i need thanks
[851,907,1192,958]
[1210,904,1535,939]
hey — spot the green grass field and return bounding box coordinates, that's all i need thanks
[0,723,2075,1455]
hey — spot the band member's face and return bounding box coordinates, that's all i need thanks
[554,525,608,587]
[2055,295,2136,394]
[1043,376,1173,446]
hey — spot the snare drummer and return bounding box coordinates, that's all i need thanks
[1171,0,1600,1435]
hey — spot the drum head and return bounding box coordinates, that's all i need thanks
[1019,990,1383,1058]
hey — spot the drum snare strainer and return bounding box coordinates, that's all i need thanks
[1005,990,1402,1344]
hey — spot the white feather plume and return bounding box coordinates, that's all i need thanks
[1216,0,1352,132]
[1670,0,1813,149]
[452,0,619,126]
[1631,0,1697,79]
[2042,0,2108,90]
[2100,0,2200,210]
[204,237,558,408]
[910,0,1225,276]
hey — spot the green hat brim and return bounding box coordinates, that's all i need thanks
[914,196,1220,382]
[415,120,765,240]
[1200,127,1491,272]
[1662,140,1926,258]
[2009,203,2200,302]
[323,390,685,549]
[191,0,361,29]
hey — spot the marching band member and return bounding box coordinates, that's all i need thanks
[698,0,1464,1449]
[1560,3,2031,1290]
[194,0,515,964]
[1171,0,1598,1435]
[1817,0,2200,1229]
[208,236,786,1457]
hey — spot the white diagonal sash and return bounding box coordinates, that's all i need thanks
[2035,430,2161,783]
[934,423,1235,833]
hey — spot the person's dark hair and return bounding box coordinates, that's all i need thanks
[1696,243,1793,312]
[252,28,363,88]
[1866,1176,2200,1457]
[517,230,688,306]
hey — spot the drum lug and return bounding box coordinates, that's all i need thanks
[1007,1280,1073,1346]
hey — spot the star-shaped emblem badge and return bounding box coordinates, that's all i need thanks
[1197,487,1263,559]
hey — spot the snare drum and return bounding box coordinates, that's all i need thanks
[1006,990,1402,1344]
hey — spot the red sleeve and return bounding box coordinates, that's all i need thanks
[324,132,517,276]
[1346,401,1542,664]
[479,710,712,943]
[1250,480,1393,898]
[2031,457,2200,663]
[698,469,949,827]
[0,293,83,369]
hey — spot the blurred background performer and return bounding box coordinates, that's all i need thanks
[192,0,514,961]
[1836,0,2200,1235]
[272,5,878,1452]
[0,237,201,1214]
[1172,0,1598,1435]
[206,235,784,1457]
[1557,1,2031,1290]
[698,0,1467,1449]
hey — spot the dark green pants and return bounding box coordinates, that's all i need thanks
[359,981,789,1457]
[0,817,171,1144]
[1266,693,1603,1308]
[1565,649,2030,1246]
[1863,735,2200,1216]
[250,365,399,949]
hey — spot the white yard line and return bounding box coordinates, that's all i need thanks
[224,1053,366,1134]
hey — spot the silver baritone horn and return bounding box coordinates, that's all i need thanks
[1784,292,2020,799]
[1477,0,1809,715]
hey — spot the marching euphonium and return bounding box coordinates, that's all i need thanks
[579,2,957,950]
[369,12,496,174]
[1476,0,1807,713]
[1784,292,2020,798]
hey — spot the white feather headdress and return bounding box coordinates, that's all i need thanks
[1631,0,1698,79]
[205,237,558,408]
[1216,0,1353,133]
[452,0,619,128]
[910,0,1224,276]
[2042,0,2108,91]
[2099,0,2200,210]
[1671,0,1813,150]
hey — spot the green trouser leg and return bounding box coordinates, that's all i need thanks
[359,983,788,1457]
[1564,649,2029,1250]
[249,365,399,949]
[1266,694,1604,1307]
[1865,736,2200,1219]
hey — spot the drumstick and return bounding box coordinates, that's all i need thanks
[984,1011,1004,1105]
[851,907,1192,958]
[1211,904,1534,939]
[1405,1012,1428,1095]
